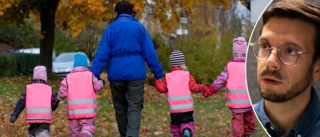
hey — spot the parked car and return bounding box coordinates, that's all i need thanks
[52,52,90,77]
[18,47,56,61]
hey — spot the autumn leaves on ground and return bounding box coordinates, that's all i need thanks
[0,73,267,136]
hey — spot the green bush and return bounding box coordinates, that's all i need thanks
[148,21,250,86]
[0,53,39,77]
[0,20,40,49]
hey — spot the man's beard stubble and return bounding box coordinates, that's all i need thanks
[259,65,314,103]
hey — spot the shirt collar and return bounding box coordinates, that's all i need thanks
[31,79,47,84]
[259,87,320,136]
[170,66,184,71]
[114,13,138,22]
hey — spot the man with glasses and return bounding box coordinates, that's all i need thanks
[251,0,320,136]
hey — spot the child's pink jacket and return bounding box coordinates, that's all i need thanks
[58,67,103,100]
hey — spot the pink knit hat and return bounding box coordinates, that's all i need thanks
[33,66,47,82]
[233,37,248,54]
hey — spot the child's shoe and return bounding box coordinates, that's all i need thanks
[183,128,191,137]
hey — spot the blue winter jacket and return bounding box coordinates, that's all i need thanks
[91,14,164,81]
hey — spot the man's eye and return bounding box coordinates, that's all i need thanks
[260,44,269,50]
[285,48,297,55]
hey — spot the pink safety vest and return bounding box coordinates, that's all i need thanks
[25,83,52,123]
[166,70,194,113]
[225,62,251,108]
[66,71,97,119]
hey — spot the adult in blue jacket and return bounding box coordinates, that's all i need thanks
[91,1,164,136]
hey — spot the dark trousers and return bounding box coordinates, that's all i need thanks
[28,123,50,136]
[110,80,145,137]
[170,111,195,136]
[170,111,194,126]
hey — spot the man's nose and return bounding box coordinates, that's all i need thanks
[265,48,281,71]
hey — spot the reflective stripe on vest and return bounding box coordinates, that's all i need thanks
[168,94,192,100]
[67,71,97,119]
[225,62,251,108]
[226,98,250,104]
[25,83,52,123]
[26,108,52,113]
[25,118,51,121]
[166,71,194,113]
[226,89,248,95]
[169,103,194,110]
[67,99,97,105]
[68,108,97,115]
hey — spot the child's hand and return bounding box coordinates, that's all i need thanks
[198,84,207,93]
[209,85,217,94]
[98,78,105,86]
[10,115,17,123]
[203,90,210,98]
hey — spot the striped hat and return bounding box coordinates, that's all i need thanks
[169,50,185,68]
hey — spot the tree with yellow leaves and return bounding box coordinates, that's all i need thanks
[0,0,232,76]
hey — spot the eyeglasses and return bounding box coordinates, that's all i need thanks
[250,40,319,65]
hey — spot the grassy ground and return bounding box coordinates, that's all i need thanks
[0,73,268,136]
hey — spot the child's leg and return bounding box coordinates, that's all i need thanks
[180,112,194,135]
[170,113,182,137]
[79,118,95,137]
[243,109,256,136]
[170,124,182,137]
[35,123,50,137]
[68,119,81,137]
[231,112,244,137]
[28,123,37,137]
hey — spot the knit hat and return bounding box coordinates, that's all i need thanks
[33,66,47,82]
[73,54,88,68]
[169,50,185,68]
[233,37,248,54]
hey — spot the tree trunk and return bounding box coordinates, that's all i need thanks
[39,0,59,77]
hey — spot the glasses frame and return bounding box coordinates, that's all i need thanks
[249,41,319,65]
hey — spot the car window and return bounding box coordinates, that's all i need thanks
[55,53,76,62]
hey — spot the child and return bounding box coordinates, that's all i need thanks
[155,50,209,137]
[57,54,104,137]
[10,66,60,137]
[204,37,255,137]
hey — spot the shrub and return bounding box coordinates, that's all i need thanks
[0,20,40,49]
[148,21,250,86]
[0,53,39,77]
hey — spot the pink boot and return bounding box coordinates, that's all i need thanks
[181,122,195,135]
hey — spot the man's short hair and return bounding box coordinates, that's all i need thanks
[115,1,134,16]
[261,0,320,62]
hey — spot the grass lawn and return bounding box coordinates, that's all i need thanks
[0,73,268,136]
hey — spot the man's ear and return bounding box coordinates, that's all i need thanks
[313,58,320,80]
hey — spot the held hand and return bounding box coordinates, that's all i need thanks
[201,85,210,98]
[209,85,217,94]
[99,80,105,87]
[156,78,162,82]
[98,78,105,86]
[155,78,163,84]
